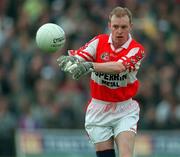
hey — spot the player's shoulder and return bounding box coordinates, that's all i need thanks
[131,39,144,47]
[131,38,144,50]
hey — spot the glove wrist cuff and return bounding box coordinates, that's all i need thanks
[86,62,94,72]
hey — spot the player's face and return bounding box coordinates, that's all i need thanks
[108,15,132,48]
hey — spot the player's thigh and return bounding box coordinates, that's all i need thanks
[95,136,114,151]
[115,131,136,157]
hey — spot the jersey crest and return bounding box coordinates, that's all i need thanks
[100,52,110,61]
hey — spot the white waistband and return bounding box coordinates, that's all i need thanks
[91,98,133,105]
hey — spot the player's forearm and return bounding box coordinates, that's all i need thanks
[92,61,126,74]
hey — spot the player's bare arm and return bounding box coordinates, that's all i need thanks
[92,61,126,74]
[57,46,145,80]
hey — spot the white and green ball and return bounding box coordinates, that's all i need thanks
[36,23,66,53]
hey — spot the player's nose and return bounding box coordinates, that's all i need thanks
[117,27,122,34]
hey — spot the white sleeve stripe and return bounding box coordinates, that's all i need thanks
[122,57,127,60]
[126,47,140,58]
[117,59,123,63]
[134,61,141,69]
[74,55,85,61]
[80,53,93,61]
[83,39,99,59]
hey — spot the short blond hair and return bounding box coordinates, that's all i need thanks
[109,7,132,24]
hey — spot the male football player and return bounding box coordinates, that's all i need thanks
[57,6,145,157]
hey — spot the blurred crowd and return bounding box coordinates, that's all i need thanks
[0,0,179,156]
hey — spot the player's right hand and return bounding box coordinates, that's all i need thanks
[57,55,79,71]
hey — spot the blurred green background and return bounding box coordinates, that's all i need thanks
[0,0,179,157]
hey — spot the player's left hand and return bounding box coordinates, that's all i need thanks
[66,62,94,80]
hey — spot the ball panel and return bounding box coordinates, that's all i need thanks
[35,23,66,53]
[52,24,66,49]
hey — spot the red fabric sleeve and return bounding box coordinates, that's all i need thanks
[121,48,145,72]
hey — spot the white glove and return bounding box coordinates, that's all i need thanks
[57,55,79,71]
[67,62,94,80]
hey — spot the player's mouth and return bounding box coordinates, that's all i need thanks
[116,36,124,39]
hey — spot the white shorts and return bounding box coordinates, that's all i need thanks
[85,98,140,144]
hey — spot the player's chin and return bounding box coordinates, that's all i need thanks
[116,37,124,43]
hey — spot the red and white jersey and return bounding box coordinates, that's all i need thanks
[69,34,145,102]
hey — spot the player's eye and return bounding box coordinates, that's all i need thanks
[113,25,119,29]
[121,25,128,29]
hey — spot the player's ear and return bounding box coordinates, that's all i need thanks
[131,22,133,28]
[129,22,133,31]
[108,21,111,30]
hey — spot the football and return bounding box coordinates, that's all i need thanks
[36,23,66,53]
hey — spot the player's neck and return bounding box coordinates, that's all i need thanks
[113,41,125,49]
[113,36,129,49]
